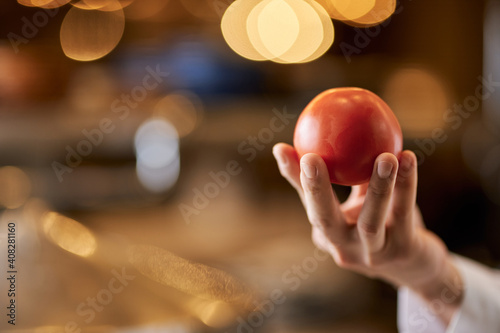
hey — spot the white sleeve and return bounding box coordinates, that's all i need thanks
[397,254,500,333]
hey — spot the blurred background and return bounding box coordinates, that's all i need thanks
[0,0,499,332]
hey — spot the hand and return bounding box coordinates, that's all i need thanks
[272,143,463,325]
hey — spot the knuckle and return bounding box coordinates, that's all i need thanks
[311,229,327,248]
[391,205,412,220]
[305,181,323,197]
[368,180,392,198]
[311,236,326,251]
[395,174,411,187]
[309,216,332,229]
[358,221,380,237]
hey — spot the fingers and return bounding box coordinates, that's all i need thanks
[350,183,369,199]
[391,150,418,235]
[342,183,368,213]
[273,143,304,203]
[275,144,418,258]
[357,153,398,253]
[299,153,345,235]
[274,145,347,243]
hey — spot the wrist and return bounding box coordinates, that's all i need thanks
[398,230,464,325]
[412,254,464,325]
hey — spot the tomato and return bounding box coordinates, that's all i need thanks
[293,87,403,186]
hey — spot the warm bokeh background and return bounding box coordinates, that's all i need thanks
[0,0,499,332]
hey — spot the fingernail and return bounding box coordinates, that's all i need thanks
[301,162,317,178]
[377,161,393,179]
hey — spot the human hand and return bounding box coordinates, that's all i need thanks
[272,143,463,324]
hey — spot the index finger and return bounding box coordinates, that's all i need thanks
[300,153,346,238]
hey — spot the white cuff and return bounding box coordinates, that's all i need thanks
[397,254,500,333]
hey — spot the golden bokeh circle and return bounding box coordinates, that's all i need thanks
[275,0,328,63]
[345,0,396,26]
[383,67,450,138]
[153,91,204,138]
[60,6,125,61]
[332,0,376,20]
[71,0,134,11]
[298,0,335,63]
[317,0,395,26]
[221,0,268,61]
[0,166,31,209]
[222,0,335,63]
[250,0,301,59]
[124,0,169,20]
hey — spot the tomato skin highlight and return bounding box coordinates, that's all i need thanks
[293,87,403,186]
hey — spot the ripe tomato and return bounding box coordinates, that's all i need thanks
[293,87,403,186]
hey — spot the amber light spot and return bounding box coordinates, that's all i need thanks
[60,7,125,61]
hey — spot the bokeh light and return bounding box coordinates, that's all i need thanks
[124,0,170,20]
[127,244,255,309]
[0,47,41,103]
[60,6,125,61]
[317,0,396,26]
[315,0,348,21]
[71,0,134,11]
[188,299,237,328]
[383,67,450,138]
[153,91,204,138]
[222,0,334,63]
[0,166,31,209]
[346,0,396,26]
[300,0,335,63]
[134,118,180,193]
[180,0,227,22]
[42,212,97,257]
[17,0,71,8]
[36,0,72,8]
[221,0,268,61]
[17,0,37,7]
[247,0,301,59]
[279,0,333,63]
[332,0,376,20]
[28,0,52,6]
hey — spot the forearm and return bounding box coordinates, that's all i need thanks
[380,230,464,326]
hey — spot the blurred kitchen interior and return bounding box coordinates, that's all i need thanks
[0,0,500,332]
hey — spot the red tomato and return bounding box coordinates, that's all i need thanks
[293,87,403,186]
